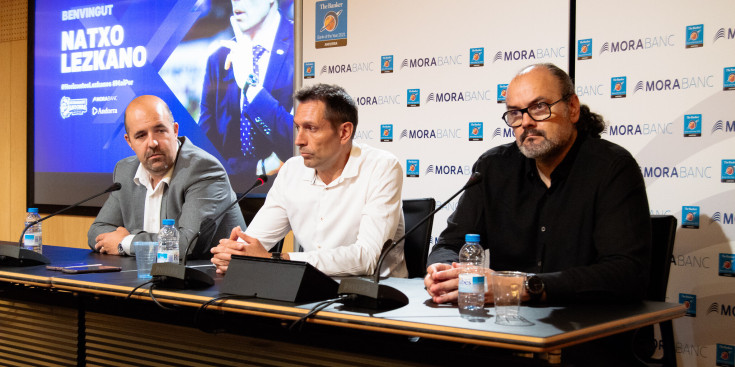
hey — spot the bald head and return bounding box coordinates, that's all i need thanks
[124,95,174,134]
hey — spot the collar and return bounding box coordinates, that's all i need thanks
[252,10,281,51]
[133,139,181,190]
[301,142,362,186]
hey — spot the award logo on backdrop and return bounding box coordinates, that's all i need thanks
[315,0,348,48]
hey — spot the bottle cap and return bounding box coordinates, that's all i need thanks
[465,234,480,242]
[28,208,39,213]
[162,219,175,226]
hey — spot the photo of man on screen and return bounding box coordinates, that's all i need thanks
[199,0,295,181]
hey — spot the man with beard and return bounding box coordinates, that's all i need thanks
[89,95,244,259]
[425,63,651,306]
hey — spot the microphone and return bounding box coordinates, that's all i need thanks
[338,172,483,310]
[150,175,267,289]
[0,183,122,266]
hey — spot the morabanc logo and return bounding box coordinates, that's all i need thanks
[304,62,315,79]
[686,24,704,48]
[611,76,626,98]
[380,124,393,142]
[407,89,420,107]
[684,114,702,137]
[682,206,700,229]
[381,55,393,73]
[406,159,420,177]
[400,54,462,69]
[722,160,735,182]
[469,122,483,141]
[713,27,735,43]
[425,164,472,176]
[578,39,592,60]
[469,47,484,67]
[720,253,735,277]
[497,84,508,103]
[712,119,735,134]
[679,293,697,317]
[632,74,714,95]
[491,47,566,63]
[598,34,675,55]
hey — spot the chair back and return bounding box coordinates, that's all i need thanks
[402,198,436,278]
[647,215,677,302]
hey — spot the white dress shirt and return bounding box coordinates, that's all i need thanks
[245,142,408,277]
[120,143,179,255]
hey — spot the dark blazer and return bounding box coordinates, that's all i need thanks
[88,137,245,259]
[199,13,294,176]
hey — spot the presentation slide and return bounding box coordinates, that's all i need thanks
[31,0,294,209]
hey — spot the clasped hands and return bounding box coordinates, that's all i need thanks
[424,262,496,304]
[94,226,129,255]
[210,226,271,274]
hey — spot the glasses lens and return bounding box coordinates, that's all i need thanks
[528,103,551,120]
[504,111,521,126]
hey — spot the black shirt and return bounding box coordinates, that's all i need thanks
[428,135,652,303]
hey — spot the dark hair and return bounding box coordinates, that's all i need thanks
[295,83,358,138]
[524,63,606,138]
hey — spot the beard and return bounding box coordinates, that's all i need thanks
[517,128,574,161]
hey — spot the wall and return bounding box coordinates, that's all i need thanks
[0,0,94,248]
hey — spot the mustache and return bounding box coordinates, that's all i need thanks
[520,129,545,142]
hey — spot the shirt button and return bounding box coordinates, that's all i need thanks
[540,226,546,232]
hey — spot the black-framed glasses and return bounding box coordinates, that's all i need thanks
[501,94,571,127]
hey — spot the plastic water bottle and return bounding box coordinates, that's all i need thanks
[23,208,43,254]
[156,219,180,264]
[458,234,485,311]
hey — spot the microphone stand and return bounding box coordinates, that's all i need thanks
[338,172,482,310]
[150,175,267,289]
[0,183,122,266]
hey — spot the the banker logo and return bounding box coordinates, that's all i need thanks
[722,160,735,182]
[469,122,483,141]
[720,253,735,277]
[713,27,735,43]
[686,24,704,48]
[717,344,735,367]
[304,62,315,79]
[712,120,735,134]
[59,96,87,119]
[407,89,420,107]
[497,84,508,103]
[724,67,735,91]
[611,76,626,98]
[406,159,420,177]
[578,39,592,60]
[469,47,484,67]
[380,124,393,142]
[679,293,696,317]
[425,164,471,176]
[315,0,347,48]
[381,55,393,73]
[682,206,700,229]
[684,114,702,137]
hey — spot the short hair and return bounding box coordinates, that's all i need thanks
[123,95,175,134]
[520,63,606,138]
[295,84,358,138]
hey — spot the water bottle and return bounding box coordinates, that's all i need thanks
[23,208,43,254]
[458,234,485,311]
[156,219,180,264]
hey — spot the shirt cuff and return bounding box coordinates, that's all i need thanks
[121,234,135,256]
[287,252,307,263]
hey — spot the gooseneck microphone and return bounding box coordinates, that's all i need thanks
[150,175,267,289]
[0,183,122,266]
[338,172,483,310]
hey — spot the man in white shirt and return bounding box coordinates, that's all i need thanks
[89,95,245,259]
[211,84,408,277]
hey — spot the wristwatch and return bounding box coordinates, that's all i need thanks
[525,274,545,302]
[117,243,125,256]
[271,252,282,260]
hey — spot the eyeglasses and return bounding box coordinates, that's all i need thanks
[501,95,571,128]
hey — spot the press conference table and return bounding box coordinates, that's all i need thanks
[0,245,685,366]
